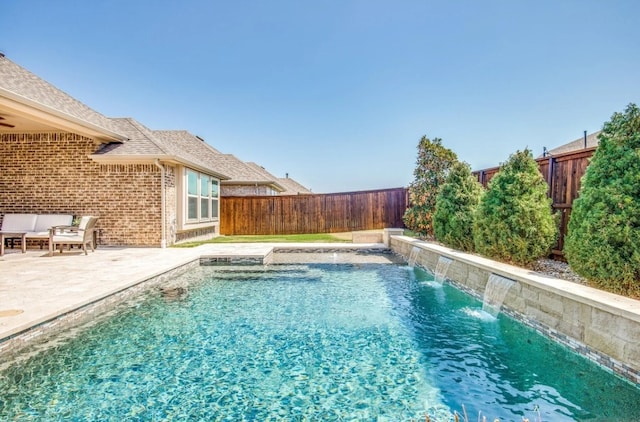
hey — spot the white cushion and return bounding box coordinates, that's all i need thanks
[51,234,83,243]
[78,216,91,230]
[1,214,38,232]
[25,231,53,239]
[33,214,73,232]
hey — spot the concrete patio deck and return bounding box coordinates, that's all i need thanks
[0,243,388,345]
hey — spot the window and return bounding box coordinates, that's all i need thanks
[211,179,219,218]
[186,169,220,223]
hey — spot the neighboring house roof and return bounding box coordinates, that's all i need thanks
[277,175,313,195]
[211,154,284,191]
[245,162,311,194]
[90,119,229,179]
[542,131,601,157]
[244,162,286,192]
[0,55,126,141]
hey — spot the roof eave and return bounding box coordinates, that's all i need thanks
[88,154,231,180]
[0,87,127,142]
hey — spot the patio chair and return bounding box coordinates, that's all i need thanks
[49,216,98,256]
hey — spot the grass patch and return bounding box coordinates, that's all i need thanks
[173,233,352,247]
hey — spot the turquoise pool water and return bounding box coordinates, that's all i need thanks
[1,262,639,420]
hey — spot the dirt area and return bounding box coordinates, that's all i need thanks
[331,232,353,241]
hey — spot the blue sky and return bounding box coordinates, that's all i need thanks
[2,1,638,193]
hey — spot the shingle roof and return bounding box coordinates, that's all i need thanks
[100,118,166,155]
[0,55,125,139]
[92,121,229,179]
[277,176,313,194]
[244,162,285,191]
[543,131,601,157]
[209,154,279,185]
[153,129,227,175]
[0,56,278,184]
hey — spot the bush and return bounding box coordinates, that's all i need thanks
[403,136,457,237]
[474,149,557,266]
[433,161,484,251]
[564,103,640,296]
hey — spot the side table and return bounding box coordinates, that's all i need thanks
[0,232,27,256]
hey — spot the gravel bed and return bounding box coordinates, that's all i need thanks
[531,258,588,285]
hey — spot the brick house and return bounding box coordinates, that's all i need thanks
[145,130,312,197]
[277,174,313,195]
[219,159,311,196]
[218,156,285,196]
[540,131,601,157]
[0,55,229,247]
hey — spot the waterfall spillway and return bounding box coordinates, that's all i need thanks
[482,274,515,318]
[433,256,453,285]
[407,246,421,268]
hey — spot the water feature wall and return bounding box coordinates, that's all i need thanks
[390,237,640,385]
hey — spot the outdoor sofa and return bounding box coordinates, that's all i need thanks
[0,213,73,255]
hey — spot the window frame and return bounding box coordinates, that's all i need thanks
[185,168,220,224]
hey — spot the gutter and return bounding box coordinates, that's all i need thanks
[154,159,167,248]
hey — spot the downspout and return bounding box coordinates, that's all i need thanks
[154,159,167,248]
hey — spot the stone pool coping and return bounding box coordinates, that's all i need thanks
[0,243,387,354]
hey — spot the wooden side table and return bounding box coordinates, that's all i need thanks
[0,232,27,256]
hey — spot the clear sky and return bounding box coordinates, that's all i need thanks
[1,1,638,193]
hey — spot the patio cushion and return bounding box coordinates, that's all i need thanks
[25,231,54,238]
[1,214,38,232]
[50,233,84,242]
[32,214,73,232]
[25,214,74,238]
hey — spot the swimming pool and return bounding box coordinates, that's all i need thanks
[1,260,639,420]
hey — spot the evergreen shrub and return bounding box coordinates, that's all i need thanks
[564,103,640,296]
[474,149,557,266]
[433,161,484,251]
[403,136,457,237]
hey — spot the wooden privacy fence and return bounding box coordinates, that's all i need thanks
[474,147,596,257]
[220,187,408,235]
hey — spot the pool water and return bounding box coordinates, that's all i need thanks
[1,263,639,421]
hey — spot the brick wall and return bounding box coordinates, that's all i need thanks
[0,133,163,246]
[97,163,162,246]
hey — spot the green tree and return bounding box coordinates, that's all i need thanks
[403,136,457,237]
[433,161,484,251]
[564,103,640,296]
[474,149,557,266]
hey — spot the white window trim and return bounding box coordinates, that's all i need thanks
[184,168,220,225]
